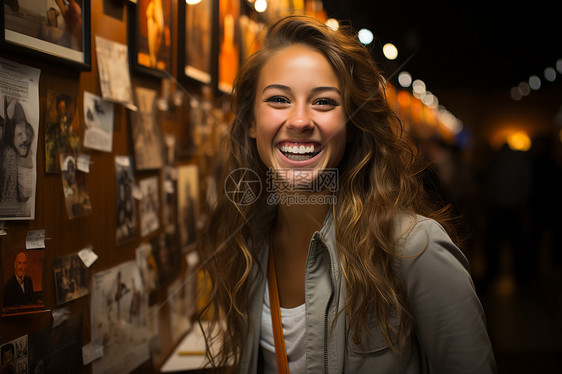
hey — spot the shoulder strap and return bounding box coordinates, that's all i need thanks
[268,237,290,374]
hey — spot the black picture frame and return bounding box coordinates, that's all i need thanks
[178,0,215,84]
[1,0,91,71]
[127,0,173,77]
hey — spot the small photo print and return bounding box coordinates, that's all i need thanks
[139,176,160,237]
[53,253,89,305]
[60,153,92,219]
[0,335,28,374]
[83,91,115,153]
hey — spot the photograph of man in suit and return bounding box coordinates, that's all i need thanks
[3,250,35,308]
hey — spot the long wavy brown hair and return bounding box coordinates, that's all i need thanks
[199,15,451,371]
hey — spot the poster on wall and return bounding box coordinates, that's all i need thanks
[2,247,46,316]
[139,176,160,237]
[1,0,91,70]
[130,86,164,170]
[128,0,173,76]
[95,36,136,110]
[218,0,240,93]
[44,90,81,173]
[115,156,137,245]
[0,58,40,220]
[91,261,149,374]
[53,253,89,305]
[60,153,92,219]
[177,164,199,248]
[180,0,213,83]
[83,91,115,153]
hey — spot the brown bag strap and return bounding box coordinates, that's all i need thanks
[268,237,290,374]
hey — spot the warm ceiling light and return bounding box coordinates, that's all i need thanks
[255,0,267,12]
[186,0,202,4]
[398,71,412,87]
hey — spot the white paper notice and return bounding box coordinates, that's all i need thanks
[78,246,98,268]
[77,153,91,173]
[26,229,46,249]
[52,307,70,328]
[83,341,104,366]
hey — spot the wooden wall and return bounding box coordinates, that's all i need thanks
[0,0,219,372]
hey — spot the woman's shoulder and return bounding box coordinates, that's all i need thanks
[393,213,470,272]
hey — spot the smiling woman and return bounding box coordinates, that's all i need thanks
[199,15,496,374]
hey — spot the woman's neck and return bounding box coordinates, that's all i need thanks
[272,190,331,254]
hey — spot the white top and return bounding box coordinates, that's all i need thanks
[260,281,306,373]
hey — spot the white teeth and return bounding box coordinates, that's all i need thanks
[280,144,316,154]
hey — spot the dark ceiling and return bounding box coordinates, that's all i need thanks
[323,0,561,95]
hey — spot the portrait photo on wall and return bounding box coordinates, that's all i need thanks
[177,164,199,249]
[2,246,46,316]
[53,253,89,305]
[115,156,137,245]
[1,0,91,69]
[179,0,213,83]
[60,153,92,219]
[83,91,115,153]
[44,90,81,173]
[91,260,149,374]
[28,313,83,373]
[0,58,40,221]
[218,0,240,93]
[128,0,173,76]
[139,176,160,237]
[130,86,164,170]
[0,335,28,374]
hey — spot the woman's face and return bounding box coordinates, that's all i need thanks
[250,45,347,189]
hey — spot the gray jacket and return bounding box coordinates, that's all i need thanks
[239,212,496,373]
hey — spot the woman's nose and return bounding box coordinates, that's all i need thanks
[286,103,314,132]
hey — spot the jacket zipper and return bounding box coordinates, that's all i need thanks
[316,233,334,374]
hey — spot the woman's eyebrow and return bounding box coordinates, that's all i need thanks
[262,84,341,96]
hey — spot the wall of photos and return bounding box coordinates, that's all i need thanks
[0,0,328,372]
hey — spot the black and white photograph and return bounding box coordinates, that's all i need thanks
[53,253,89,305]
[0,58,40,220]
[139,176,160,237]
[115,155,137,245]
[83,91,115,153]
[130,86,164,170]
[1,0,91,69]
[95,36,135,109]
[0,335,28,374]
[91,261,149,374]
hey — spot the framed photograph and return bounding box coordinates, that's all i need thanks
[1,0,91,70]
[127,0,173,77]
[130,86,164,170]
[53,253,89,305]
[178,0,213,84]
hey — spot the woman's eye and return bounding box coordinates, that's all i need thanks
[265,96,290,105]
[314,98,339,107]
